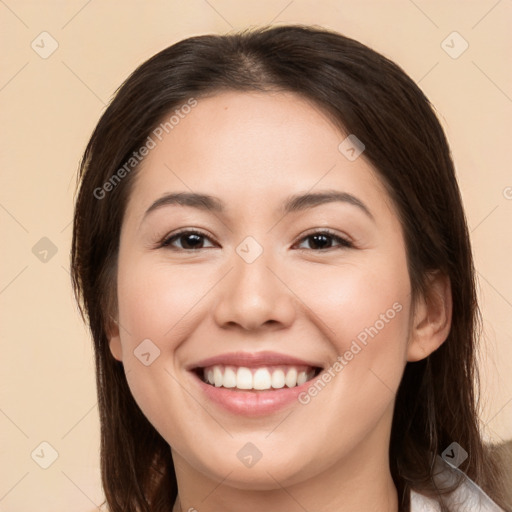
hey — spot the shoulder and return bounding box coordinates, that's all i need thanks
[410,456,505,512]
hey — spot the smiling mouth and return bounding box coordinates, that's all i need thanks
[193,364,323,391]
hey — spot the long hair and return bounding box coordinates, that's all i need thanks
[70,24,509,511]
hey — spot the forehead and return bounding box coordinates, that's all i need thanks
[124,90,394,223]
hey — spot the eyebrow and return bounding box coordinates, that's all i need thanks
[142,189,374,223]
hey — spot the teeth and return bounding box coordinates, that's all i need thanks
[285,367,298,388]
[297,371,308,386]
[236,367,253,389]
[223,367,237,388]
[253,368,271,390]
[201,365,316,391]
[271,369,285,389]
[213,366,223,387]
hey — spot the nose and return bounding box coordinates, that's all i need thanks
[211,243,296,332]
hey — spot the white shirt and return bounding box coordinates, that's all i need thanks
[410,456,505,511]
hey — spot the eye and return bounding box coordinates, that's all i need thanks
[158,228,353,252]
[294,230,353,251]
[160,229,216,250]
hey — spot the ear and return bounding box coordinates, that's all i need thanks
[106,316,123,362]
[407,271,452,362]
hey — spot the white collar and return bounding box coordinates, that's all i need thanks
[409,456,504,511]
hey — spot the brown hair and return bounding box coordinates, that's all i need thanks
[70,24,509,511]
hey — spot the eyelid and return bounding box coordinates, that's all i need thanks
[159,228,217,249]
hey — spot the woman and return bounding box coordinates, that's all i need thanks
[71,24,509,511]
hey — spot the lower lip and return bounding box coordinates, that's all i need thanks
[191,371,319,417]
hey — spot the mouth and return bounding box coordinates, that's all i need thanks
[193,364,323,391]
[187,351,324,416]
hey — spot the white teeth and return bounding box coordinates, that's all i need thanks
[297,371,308,386]
[236,367,253,389]
[271,369,285,389]
[213,366,223,387]
[223,367,237,388]
[201,365,316,390]
[253,368,271,390]
[285,368,298,387]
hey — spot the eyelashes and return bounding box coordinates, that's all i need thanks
[160,229,215,250]
[158,228,354,252]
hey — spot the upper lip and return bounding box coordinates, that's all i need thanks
[188,351,324,370]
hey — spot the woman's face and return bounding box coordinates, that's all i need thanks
[109,90,417,490]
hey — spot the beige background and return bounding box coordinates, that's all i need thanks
[0,1,511,510]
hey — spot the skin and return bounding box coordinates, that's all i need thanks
[108,90,452,512]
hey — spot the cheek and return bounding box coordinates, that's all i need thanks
[286,276,411,478]
[114,258,208,427]
[294,253,410,349]
[291,256,411,418]
[116,260,210,348]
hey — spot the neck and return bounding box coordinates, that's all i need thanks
[172,462,398,512]
[171,419,399,512]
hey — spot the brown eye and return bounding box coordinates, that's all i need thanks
[161,230,216,250]
[295,231,353,251]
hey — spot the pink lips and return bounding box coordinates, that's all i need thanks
[188,350,322,370]
[188,351,323,417]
